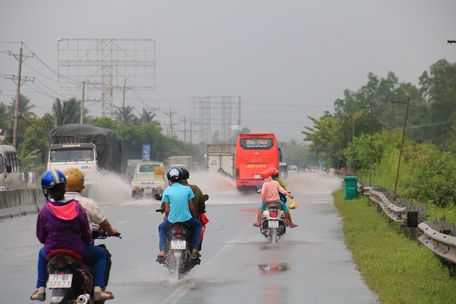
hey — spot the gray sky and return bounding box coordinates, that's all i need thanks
[1,0,455,142]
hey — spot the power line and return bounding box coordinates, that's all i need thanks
[23,42,80,85]
[23,61,59,83]
[24,82,55,99]
[0,40,22,45]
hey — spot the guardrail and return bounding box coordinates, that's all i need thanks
[365,188,407,223]
[418,222,456,267]
[356,182,456,277]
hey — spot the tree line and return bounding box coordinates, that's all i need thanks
[303,59,456,208]
[0,97,198,172]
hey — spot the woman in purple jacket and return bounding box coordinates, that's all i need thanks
[30,170,113,302]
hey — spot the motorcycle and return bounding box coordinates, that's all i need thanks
[154,194,206,279]
[46,229,121,304]
[259,202,286,243]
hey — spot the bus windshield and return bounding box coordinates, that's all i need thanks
[50,148,94,162]
[240,138,274,150]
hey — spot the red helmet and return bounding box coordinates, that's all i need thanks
[260,169,272,179]
[261,167,276,179]
[270,167,279,177]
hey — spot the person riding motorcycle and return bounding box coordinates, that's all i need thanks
[31,169,113,302]
[157,167,202,262]
[178,167,209,250]
[63,167,119,289]
[270,167,296,208]
[253,168,298,228]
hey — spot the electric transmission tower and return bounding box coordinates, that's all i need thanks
[191,96,241,143]
[57,38,156,117]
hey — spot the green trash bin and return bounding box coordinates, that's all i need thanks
[344,176,358,200]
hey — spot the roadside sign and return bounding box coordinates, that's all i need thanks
[142,144,151,161]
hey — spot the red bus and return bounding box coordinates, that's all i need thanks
[235,133,280,189]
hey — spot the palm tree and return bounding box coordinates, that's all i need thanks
[139,108,158,124]
[52,98,82,126]
[114,106,137,125]
[8,94,35,118]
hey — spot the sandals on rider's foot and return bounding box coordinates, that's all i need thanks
[252,222,261,227]
[289,223,298,228]
[156,255,166,264]
[30,288,46,301]
[94,288,114,301]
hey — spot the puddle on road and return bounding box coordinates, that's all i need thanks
[258,263,290,275]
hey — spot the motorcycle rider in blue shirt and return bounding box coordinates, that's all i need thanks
[157,167,202,261]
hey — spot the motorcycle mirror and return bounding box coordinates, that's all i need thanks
[154,193,162,201]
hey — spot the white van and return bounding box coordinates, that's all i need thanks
[0,145,21,191]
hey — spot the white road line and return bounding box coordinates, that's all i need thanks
[18,249,36,257]
[159,224,251,304]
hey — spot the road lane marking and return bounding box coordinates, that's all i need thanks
[18,249,36,257]
[117,220,128,225]
[159,224,251,304]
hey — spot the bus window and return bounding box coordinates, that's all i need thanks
[12,152,19,172]
[240,138,274,150]
[5,153,11,172]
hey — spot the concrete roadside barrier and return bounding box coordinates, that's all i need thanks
[0,188,45,219]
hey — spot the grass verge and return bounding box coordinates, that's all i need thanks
[333,189,456,304]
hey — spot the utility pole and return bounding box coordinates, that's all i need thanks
[122,78,127,109]
[361,103,373,187]
[392,99,411,198]
[181,116,188,142]
[189,120,193,144]
[80,81,85,124]
[12,45,23,148]
[164,107,177,138]
[6,43,33,148]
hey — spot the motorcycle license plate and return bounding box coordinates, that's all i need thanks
[47,274,73,288]
[170,240,186,250]
[268,221,279,228]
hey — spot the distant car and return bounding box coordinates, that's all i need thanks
[288,165,298,175]
[131,161,166,199]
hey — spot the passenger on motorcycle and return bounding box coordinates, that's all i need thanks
[64,167,118,236]
[253,168,298,228]
[157,167,202,261]
[31,169,113,302]
[178,167,209,250]
[64,167,119,290]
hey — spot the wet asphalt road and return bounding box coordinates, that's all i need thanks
[1,173,377,303]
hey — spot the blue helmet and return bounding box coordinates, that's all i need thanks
[41,169,67,189]
[166,167,182,181]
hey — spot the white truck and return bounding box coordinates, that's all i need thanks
[207,144,235,178]
[131,161,166,199]
[167,155,193,169]
[47,124,122,187]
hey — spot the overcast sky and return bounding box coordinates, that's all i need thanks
[1,0,455,142]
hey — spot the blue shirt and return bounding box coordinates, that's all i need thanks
[162,183,195,223]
